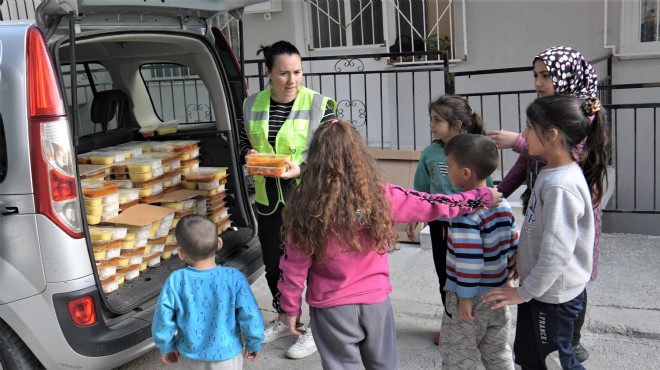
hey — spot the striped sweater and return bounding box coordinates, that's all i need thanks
[445,198,519,299]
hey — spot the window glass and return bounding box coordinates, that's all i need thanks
[640,0,659,42]
[307,0,384,48]
[61,63,116,135]
[140,64,215,124]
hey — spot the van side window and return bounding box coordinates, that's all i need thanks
[139,63,214,124]
[0,114,6,182]
[61,63,117,135]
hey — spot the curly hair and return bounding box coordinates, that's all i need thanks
[281,119,398,262]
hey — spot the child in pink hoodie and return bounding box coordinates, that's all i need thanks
[277,119,501,370]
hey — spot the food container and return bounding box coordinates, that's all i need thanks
[116,255,129,267]
[83,196,103,207]
[197,179,220,190]
[96,259,118,278]
[113,272,126,286]
[87,214,101,225]
[184,167,227,182]
[139,261,148,271]
[150,244,166,254]
[127,225,150,240]
[88,151,124,165]
[77,152,93,164]
[125,157,162,173]
[85,204,103,216]
[161,244,177,260]
[89,226,113,241]
[102,192,120,206]
[144,252,161,268]
[104,240,122,259]
[207,192,226,203]
[106,179,134,189]
[101,275,119,293]
[165,232,174,245]
[118,188,140,204]
[245,165,287,177]
[154,228,169,238]
[92,246,106,262]
[98,146,134,159]
[81,181,119,198]
[181,181,197,190]
[119,199,139,212]
[122,247,146,265]
[180,158,200,174]
[148,235,167,245]
[179,147,200,161]
[217,217,232,234]
[120,239,136,249]
[100,209,119,222]
[79,167,107,180]
[128,166,164,181]
[118,264,140,280]
[162,171,182,188]
[159,212,175,230]
[161,199,197,211]
[246,153,291,167]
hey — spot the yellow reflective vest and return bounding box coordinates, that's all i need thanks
[243,86,337,215]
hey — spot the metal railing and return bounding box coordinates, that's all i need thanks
[243,52,660,221]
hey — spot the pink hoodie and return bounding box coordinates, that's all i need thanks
[277,184,493,316]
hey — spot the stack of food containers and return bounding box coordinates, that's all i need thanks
[182,167,230,234]
[136,152,182,194]
[90,226,129,293]
[151,140,200,175]
[81,180,120,225]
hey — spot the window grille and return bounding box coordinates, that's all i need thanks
[305,0,461,63]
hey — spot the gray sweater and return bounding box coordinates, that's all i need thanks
[517,163,594,304]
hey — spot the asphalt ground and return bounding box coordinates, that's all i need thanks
[118,232,660,370]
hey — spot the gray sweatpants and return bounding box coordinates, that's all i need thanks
[310,298,398,370]
[178,353,243,370]
[440,292,514,370]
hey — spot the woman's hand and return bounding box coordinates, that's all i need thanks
[245,149,257,164]
[487,130,520,149]
[280,159,301,179]
[481,287,523,310]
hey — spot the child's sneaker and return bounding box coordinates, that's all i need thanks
[285,327,318,359]
[263,319,296,344]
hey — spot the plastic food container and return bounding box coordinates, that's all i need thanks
[79,167,107,180]
[118,264,140,280]
[89,226,113,241]
[128,166,164,181]
[245,165,287,177]
[87,214,101,225]
[83,196,103,207]
[122,247,146,265]
[102,193,120,206]
[184,167,227,182]
[161,244,177,260]
[179,147,200,161]
[118,188,140,204]
[82,181,119,198]
[126,157,162,173]
[98,146,134,159]
[85,204,103,216]
[96,259,118,278]
[217,217,232,234]
[100,209,119,222]
[139,261,148,271]
[119,199,139,212]
[144,252,161,268]
[88,151,124,165]
[114,272,126,286]
[101,275,119,293]
[246,153,291,167]
[106,179,133,189]
[180,158,200,174]
[148,235,167,245]
[120,239,136,249]
[197,179,220,190]
[162,199,197,211]
[92,247,106,262]
[165,233,174,245]
[115,255,129,267]
[207,192,226,203]
[150,244,166,254]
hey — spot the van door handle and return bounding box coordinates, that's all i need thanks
[0,200,18,214]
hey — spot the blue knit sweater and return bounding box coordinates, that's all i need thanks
[152,265,264,361]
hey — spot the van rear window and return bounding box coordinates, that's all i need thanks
[61,63,119,135]
[140,63,215,124]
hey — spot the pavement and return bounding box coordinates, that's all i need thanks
[118,223,660,370]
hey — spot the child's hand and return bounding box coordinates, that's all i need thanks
[486,130,519,149]
[458,298,475,321]
[243,349,260,361]
[488,188,503,205]
[406,222,418,241]
[161,350,179,365]
[507,253,519,280]
[280,159,301,179]
[284,315,305,336]
[481,287,523,310]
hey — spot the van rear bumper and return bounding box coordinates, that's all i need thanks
[52,286,155,357]
[0,278,154,370]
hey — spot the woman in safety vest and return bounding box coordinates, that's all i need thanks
[239,40,337,360]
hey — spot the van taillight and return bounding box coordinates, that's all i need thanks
[27,27,82,238]
[67,296,97,327]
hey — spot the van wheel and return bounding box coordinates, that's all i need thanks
[0,320,44,370]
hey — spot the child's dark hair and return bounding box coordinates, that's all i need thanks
[526,95,611,206]
[429,95,486,135]
[444,134,499,180]
[281,119,398,262]
[174,214,218,261]
[257,40,301,71]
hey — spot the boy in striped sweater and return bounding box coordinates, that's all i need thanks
[440,134,519,370]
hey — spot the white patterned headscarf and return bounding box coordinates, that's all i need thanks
[534,46,598,98]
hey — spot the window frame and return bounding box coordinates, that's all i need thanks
[619,0,660,57]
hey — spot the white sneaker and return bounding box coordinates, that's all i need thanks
[285,327,317,359]
[263,319,296,344]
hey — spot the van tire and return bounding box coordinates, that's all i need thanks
[0,320,44,370]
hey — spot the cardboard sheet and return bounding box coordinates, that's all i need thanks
[105,204,175,226]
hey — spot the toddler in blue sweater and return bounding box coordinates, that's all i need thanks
[152,214,264,369]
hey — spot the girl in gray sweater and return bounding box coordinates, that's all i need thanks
[482,95,610,370]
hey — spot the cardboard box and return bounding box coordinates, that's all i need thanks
[369,148,423,242]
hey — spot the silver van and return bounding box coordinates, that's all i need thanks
[0,0,264,368]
